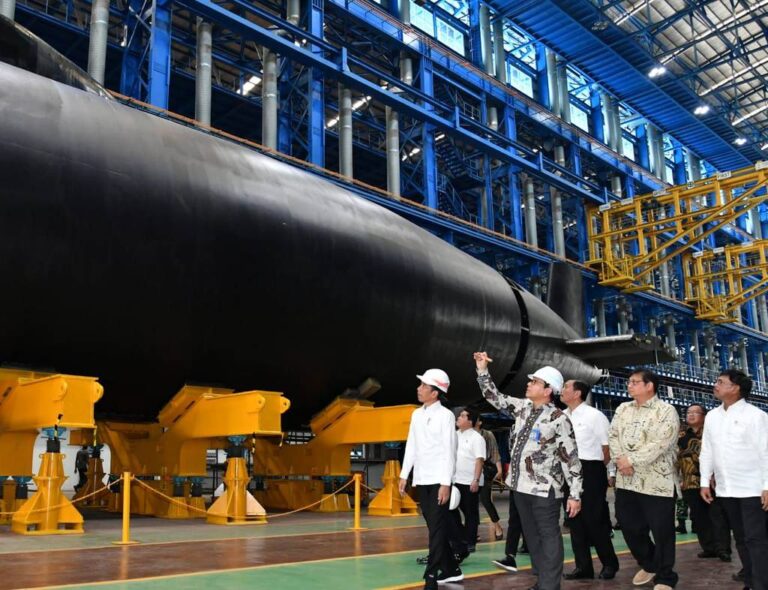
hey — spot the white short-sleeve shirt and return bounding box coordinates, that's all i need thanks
[454,428,487,485]
[566,403,610,461]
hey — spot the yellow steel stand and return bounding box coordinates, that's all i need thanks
[367,459,418,516]
[252,398,416,513]
[112,472,139,545]
[0,478,27,524]
[207,454,266,525]
[11,439,83,535]
[99,385,289,520]
[0,370,102,534]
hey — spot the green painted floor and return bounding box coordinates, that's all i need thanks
[37,530,679,590]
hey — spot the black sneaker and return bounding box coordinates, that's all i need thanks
[492,555,518,572]
[416,554,430,565]
[437,568,464,585]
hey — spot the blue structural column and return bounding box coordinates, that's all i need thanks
[636,124,650,171]
[278,61,293,154]
[147,0,172,109]
[504,102,523,240]
[589,86,604,143]
[468,0,483,69]
[120,0,144,100]
[308,0,325,166]
[672,142,687,185]
[535,43,551,110]
[420,47,438,209]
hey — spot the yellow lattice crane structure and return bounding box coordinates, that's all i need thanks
[682,241,768,323]
[586,162,768,293]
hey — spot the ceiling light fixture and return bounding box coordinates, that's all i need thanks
[648,66,667,78]
[734,137,747,146]
[693,105,710,116]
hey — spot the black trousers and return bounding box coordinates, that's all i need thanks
[419,485,458,580]
[720,496,768,590]
[479,480,500,524]
[504,489,523,556]
[708,495,733,555]
[567,460,618,573]
[615,489,678,587]
[75,469,87,490]
[682,488,718,554]
[515,490,563,590]
[451,483,480,551]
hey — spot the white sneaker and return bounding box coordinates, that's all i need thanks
[632,569,655,585]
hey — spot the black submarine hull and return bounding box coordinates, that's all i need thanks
[0,62,603,424]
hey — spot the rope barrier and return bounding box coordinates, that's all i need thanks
[0,482,114,516]
[131,475,356,519]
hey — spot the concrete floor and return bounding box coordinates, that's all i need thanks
[0,497,747,590]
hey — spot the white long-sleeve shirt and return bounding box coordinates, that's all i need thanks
[700,399,768,498]
[400,401,457,486]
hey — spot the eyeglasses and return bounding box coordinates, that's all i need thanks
[686,411,703,415]
[627,379,645,385]
[528,378,549,388]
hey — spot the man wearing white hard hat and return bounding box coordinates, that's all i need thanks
[400,369,461,590]
[474,352,582,590]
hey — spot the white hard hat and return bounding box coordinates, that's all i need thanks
[449,485,461,510]
[527,366,564,394]
[417,368,450,393]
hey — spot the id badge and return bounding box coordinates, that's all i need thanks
[530,427,541,442]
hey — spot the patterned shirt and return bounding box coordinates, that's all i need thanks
[678,426,703,491]
[608,395,679,497]
[477,370,582,500]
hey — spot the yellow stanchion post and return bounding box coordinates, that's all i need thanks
[348,473,366,531]
[113,472,139,545]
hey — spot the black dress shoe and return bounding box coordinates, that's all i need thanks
[697,550,718,558]
[719,552,732,562]
[598,566,618,580]
[563,568,594,580]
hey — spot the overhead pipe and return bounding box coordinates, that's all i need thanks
[545,49,559,116]
[523,176,538,247]
[665,316,677,356]
[492,17,506,85]
[739,340,749,374]
[261,47,278,150]
[479,4,494,76]
[195,19,213,127]
[551,189,564,257]
[611,175,622,198]
[386,107,400,197]
[595,299,607,337]
[286,0,300,25]
[86,0,109,85]
[0,0,15,20]
[556,57,570,124]
[399,0,410,25]
[691,329,701,369]
[338,84,353,179]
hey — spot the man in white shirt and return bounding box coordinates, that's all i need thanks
[561,380,619,581]
[451,407,486,558]
[700,369,768,590]
[400,369,461,590]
